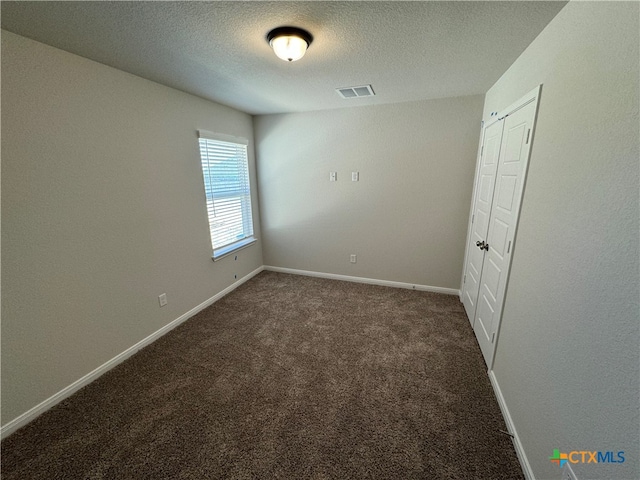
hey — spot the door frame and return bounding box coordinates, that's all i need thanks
[461,85,542,370]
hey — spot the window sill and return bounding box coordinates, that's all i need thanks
[212,237,257,261]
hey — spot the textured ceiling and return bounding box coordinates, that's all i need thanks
[1,1,566,115]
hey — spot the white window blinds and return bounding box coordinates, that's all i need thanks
[197,131,255,259]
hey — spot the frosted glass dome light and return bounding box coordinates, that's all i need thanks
[267,27,313,62]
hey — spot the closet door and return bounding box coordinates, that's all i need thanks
[474,98,538,367]
[461,119,504,323]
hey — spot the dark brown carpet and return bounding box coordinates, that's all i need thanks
[2,271,524,479]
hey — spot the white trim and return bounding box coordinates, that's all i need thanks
[499,84,541,120]
[0,266,264,439]
[212,237,257,261]
[486,85,541,371]
[489,370,535,480]
[264,266,460,296]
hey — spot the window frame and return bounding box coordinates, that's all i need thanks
[197,130,257,261]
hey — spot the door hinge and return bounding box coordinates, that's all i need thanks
[464,274,466,284]
[525,128,531,144]
[491,332,496,343]
[481,145,484,156]
[472,214,475,224]
[507,240,512,254]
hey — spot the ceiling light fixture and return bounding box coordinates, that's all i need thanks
[267,26,313,62]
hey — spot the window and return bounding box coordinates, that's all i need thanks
[197,130,255,260]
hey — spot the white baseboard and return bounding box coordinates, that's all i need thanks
[1,264,456,438]
[489,370,535,480]
[0,266,264,439]
[263,266,460,296]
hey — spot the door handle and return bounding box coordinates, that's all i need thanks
[476,240,489,251]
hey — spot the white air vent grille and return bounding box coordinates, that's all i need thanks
[336,84,375,99]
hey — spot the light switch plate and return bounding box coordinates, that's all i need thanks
[158,293,168,307]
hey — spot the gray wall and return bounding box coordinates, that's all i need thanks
[254,96,484,290]
[1,31,263,425]
[484,2,639,479]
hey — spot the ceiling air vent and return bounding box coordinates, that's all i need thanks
[336,84,375,99]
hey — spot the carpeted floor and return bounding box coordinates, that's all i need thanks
[1,271,524,479]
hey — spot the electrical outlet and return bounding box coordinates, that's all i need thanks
[158,293,168,307]
[350,254,357,263]
[561,463,578,480]
[351,171,359,182]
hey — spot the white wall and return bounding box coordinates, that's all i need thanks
[484,2,639,479]
[254,95,484,290]
[1,31,263,426]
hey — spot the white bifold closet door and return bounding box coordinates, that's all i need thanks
[462,119,504,321]
[462,86,540,368]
